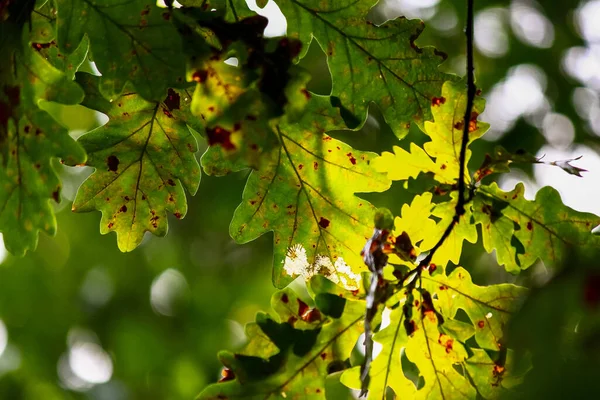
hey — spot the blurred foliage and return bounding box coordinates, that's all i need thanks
[1,0,600,399]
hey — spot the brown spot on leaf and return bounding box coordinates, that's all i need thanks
[432,96,446,106]
[192,70,208,83]
[584,274,600,308]
[219,368,235,383]
[120,205,127,213]
[301,88,311,99]
[405,319,417,336]
[478,320,485,328]
[297,298,309,317]
[346,152,356,165]
[440,164,446,170]
[313,161,318,170]
[167,179,176,186]
[298,164,303,170]
[107,155,119,172]
[108,222,114,229]
[318,217,330,229]
[164,88,180,111]
[526,221,533,231]
[174,212,182,219]
[52,190,60,202]
[206,126,235,150]
[281,293,289,303]
[439,285,447,290]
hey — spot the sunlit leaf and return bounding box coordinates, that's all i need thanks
[478,182,600,270]
[210,95,391,288]
[71,73,201,252]
[342,267,527,399]
[374,81,489,184]
[420,192,478,268]
[279,0,454,138]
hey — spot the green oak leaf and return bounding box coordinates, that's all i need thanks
[465,349,532,398]
[478,182,600,270]
[420,192,478,268]
[181,9,309,171]
[207,95,391,288]
[422,267,527,351]
[71,73,201,252]
[0,4,86,256]
[29,0,90,80]
[342,268,527,399]
[278,0,454,138]
[55,0,185,100]
[198,275,365,399]
[374,80,489,184]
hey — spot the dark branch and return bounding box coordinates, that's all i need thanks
[456,0,476,217]
[399,0,476,289]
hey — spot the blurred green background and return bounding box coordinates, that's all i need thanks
[1,0,600,398]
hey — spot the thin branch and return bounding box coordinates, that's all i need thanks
[359,0,476,394]
[456,0,476,216]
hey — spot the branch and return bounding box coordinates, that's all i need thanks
[359,0,477,393]
[456,0,476,217]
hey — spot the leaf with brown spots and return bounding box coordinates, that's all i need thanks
[224,95,390,288]
[278,0,456,139]
[374,81,489,185]
[179,9,310,172]
[477,182,600,270]
[466,349,532,398]
[70,73,201,252]
[342,268,527,399]
[55,0,186,100]
[0,6,86,256]
[198,275,365,399]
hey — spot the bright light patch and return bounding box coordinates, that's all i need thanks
[510,2,554,48]
[0,320,7,358]
[376,0,440,21]
[474,8,509,58]
[576,1,600,42]
[283,244,361,290]
[482,64,548,140]
[245,0,286,37]
[150,268,189,317]
[0,234,6,265]
[69,342,113,385]
[541,113,575,149]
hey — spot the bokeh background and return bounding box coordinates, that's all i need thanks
[1,0,600,398]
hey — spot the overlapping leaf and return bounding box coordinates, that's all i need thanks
[199,275,365,399]
[420,192,478,268]
[279,0,454,138]
[374,80,489,184]
[211,95,391,288]
[71,73,201,252]
[476,182,600,270]
[55,0,185,100]
[29,1,90,79]
[0,1,86,255]
[177,7,310,171]
[342,267,528,399]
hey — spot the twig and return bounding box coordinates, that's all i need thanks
[456,0,476,217]
[359,0,477,393]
